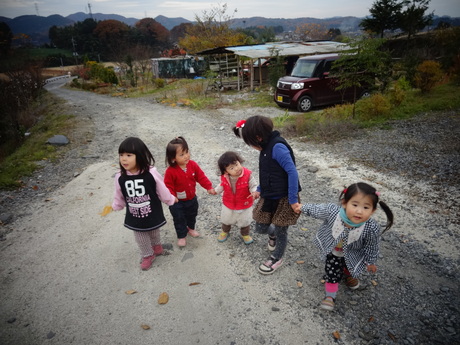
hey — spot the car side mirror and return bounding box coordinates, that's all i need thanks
[322,72,330,78]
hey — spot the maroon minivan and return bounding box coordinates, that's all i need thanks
[274,53,370,112]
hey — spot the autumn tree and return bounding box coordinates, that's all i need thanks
[134,18,170,50]
[295,23,329,40]
[178,3,250,53]
[94,20,130,60]
[170,23,193,45]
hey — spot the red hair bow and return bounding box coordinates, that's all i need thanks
[236,120,246,128]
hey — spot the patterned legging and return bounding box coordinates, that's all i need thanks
[324,253,351,284]
[133,229,161,258]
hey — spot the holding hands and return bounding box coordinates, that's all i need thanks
[292,203,302,214]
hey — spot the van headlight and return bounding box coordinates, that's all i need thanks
[291,82,304,90]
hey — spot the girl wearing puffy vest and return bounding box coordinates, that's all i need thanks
[214,151,258,245]
[233,116,301,275]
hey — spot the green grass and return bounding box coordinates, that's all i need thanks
[0,93,76,189]
[24,47,74,59]
[277,82,460,141]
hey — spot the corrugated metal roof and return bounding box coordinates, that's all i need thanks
[196,41,350,59]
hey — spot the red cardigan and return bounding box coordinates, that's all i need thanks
[164,160,213,201]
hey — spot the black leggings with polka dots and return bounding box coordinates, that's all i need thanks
[324,253,351,284]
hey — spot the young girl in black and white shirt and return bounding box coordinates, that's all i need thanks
[295,182,393,311]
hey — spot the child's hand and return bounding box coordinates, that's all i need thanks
[291,203,302,214]
[250,191,260,200]
[174,197,179,203]
[366,264,377,273]
[207,188,217,195]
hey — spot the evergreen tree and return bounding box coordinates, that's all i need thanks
[397,0,433,39]
[360,0,402,38]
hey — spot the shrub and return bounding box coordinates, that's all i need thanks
[356,93,391,120]
[414,60,444,93]
[154,78,166,88]
[449,54,460,85]
[389,76,411,106]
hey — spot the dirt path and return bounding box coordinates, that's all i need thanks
[0,81,458,345]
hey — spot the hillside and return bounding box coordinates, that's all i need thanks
[2,12,459,46]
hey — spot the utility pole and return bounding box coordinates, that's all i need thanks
[88,2,93,19]
[35,2,39,16]
[71,37,78,66]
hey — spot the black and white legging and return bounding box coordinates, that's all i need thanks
[133,229,161,258]
[324,252,352,284]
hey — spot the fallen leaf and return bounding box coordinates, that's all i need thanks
[99,205,113,216]
[89,192,94,196]
[371,280,378,286]
[332,330,341,339]
[125,290,137,295]
[140,324,150,330]
[388,332,397,342]
[189,282,201,286]
[296,260,305,264]
[368,316,375,322]
[158,292,169,304]
[32,185,39,190]
[297,281,303,288]
[300,227,309,231]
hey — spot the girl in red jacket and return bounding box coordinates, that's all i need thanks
[164,136,216,247]
[214,151,259,245]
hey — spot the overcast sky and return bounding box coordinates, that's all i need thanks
[1,0,459,20]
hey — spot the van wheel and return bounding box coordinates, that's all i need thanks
[297,96,313,112]
[360,91,371,99]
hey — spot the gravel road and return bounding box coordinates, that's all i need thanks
[0,79,459,345]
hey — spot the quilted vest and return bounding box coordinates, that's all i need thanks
[221,167,254,210]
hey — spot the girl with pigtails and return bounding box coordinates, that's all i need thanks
[295,182,394,311]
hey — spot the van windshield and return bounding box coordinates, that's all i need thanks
[290,60,318,78]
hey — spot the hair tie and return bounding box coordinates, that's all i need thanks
[343,188,348,194]
[375,191,381,197]
[236,120,246,128]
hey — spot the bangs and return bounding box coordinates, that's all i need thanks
[118,137,139,155]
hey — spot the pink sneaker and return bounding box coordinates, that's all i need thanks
[177,238,186,247]
[187,228,200,237]
[153,244,164,256]
[140,255,155,270]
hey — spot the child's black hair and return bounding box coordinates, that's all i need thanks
[165,136,189,167]
[233,115,274,148]
[339,182,394,233]
[217,151,244,175]
[118,137,154,175]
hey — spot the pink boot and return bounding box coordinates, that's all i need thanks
[153,244,164,256]
[140,255,155,270]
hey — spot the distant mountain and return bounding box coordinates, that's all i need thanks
[6,14,74,44]
[1,12,459,46]
[230,16,363,32]
[67,12,140,26]
[154,15,192,30]
[0,16,11,23]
